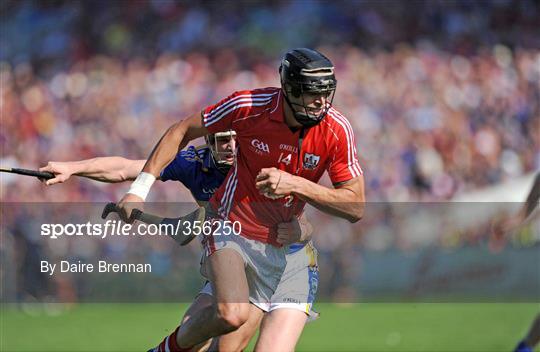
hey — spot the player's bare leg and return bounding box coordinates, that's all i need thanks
[254,308,307,352]
[180,294,214,352]
[153,293,264,352]
[151,293,214,352]
[175,248,251,349]
[210,304,264,351]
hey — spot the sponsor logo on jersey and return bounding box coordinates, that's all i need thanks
[303,153,320,170]
[251,139,270,153]
[283,297,301,304]
[202,187,217,194]
[279,144,298,153]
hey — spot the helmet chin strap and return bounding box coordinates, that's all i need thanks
[282,89,322,128]
[214,160,232,174]
[211,151,234,174]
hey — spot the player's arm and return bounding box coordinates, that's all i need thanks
[292,175,365,223]
[256,169,365,223]
[117,112,209,220]
[140,112,208,178]
[39,158,146,185]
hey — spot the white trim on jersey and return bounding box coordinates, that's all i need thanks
[205,92,276,118]
[218,163,238,219]
[332,109,363,177]
[204,93,276,127]
[206,101,275,127]
[224,177,238,218]
[205,100,274,127]
[327,109,363,177]
[218,165,236,216]
[269,90,282,113]
[219,175,237,219]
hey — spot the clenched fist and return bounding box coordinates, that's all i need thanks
[255,167,297,199]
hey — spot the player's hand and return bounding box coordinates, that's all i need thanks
[276,214,313,245]
[39,162,75,185]
[117,193,144,223]
[255,167,296,199]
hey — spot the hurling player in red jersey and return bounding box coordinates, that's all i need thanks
[117,48,365,351]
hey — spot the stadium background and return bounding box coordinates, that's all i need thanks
[1,1,539,351]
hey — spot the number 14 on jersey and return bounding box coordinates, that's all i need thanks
[278,153,292,166]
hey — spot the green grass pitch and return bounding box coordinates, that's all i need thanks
[1,303,538,351]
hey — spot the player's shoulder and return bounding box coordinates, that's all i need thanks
[323,107,355,135]
[325,107,352,126]
[205,87,279,124]
[195,144,210,153]
[194,145,211,159]
[210,87,280,122]
[224,87,280,107]
[180,145,204,163]
[231,87,280,98]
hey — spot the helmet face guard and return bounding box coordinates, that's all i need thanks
[280,48,337,127]
[205,130,237,172]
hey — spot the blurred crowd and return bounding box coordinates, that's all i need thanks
[1,1,539,302]
[2,0,539,63]
[1,51,538,202]
[1,1,539,202]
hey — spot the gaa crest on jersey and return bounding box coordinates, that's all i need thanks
[303,153,320,170]
[250,138,270,154]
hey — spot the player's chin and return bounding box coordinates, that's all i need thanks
[297,111,322,119]
[220,154,234,163]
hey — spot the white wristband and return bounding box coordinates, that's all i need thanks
[127,172,156,201]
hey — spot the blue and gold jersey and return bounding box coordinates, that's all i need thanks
[160,146,226,202]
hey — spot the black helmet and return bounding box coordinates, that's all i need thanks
[279,48,337,127]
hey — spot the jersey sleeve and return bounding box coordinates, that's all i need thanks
[202,90,266,133]
[159,148,197,187]
[327,114,363,185]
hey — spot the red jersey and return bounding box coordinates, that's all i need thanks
[203,87,362,245]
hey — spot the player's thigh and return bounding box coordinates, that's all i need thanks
[255,308,307,352]
[206,247,250,325]
[206,248,249,302]
[215,303,265,351]
[272,242,319,318]
[181,293,213,324]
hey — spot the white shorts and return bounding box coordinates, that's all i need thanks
[199,221,287,305]
[200,239,319,319]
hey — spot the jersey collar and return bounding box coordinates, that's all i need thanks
[202,148,214,172]
[269,89,284,122]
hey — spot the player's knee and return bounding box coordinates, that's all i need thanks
[216,303,249,331]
